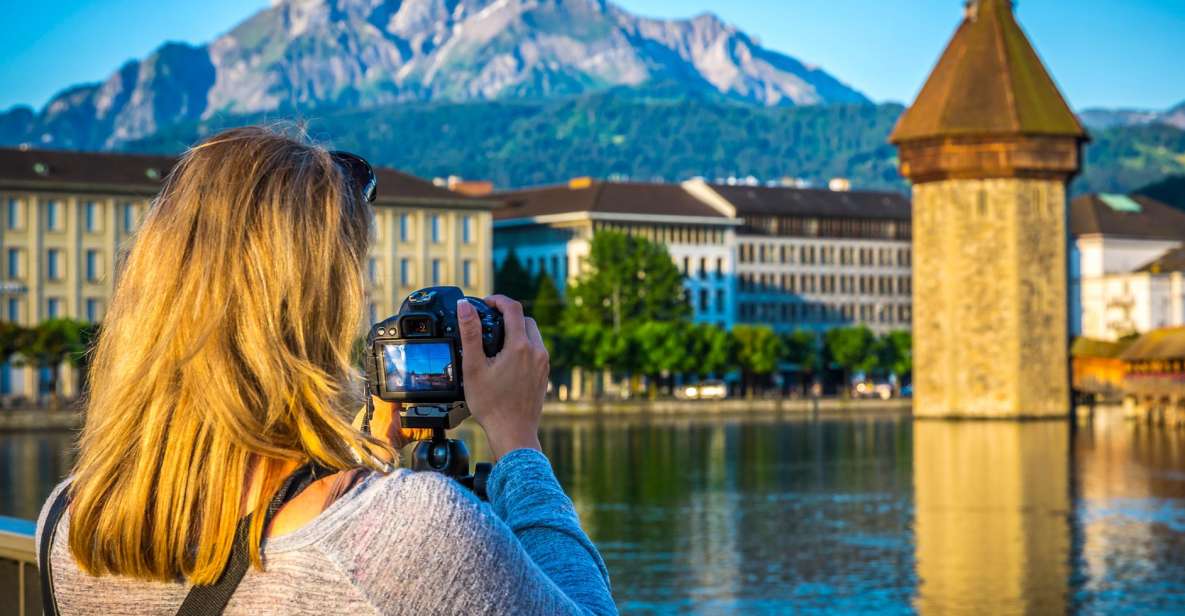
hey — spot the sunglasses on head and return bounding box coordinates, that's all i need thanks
[330,150,377,204]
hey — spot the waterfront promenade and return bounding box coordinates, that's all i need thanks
[0,397,911,430]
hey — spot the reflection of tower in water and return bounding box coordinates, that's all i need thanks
[912,421,1070,614]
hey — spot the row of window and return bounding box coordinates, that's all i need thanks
[593,221,728,246]
[5,248,107,282]
[6,297,104,322]
[5,198,140,234]
[738,242,910,267]
[687,287,728,314]
[741,216,911,241]
[524,254,567,281]
[390,213,476,245]
[738,301,912,325]
[679,256,727,280]
[740,272,912,296]
[368,257,478,289]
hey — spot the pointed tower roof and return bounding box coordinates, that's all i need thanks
[890,0,1087,143]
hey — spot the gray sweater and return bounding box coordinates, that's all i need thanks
[36,449,617,615]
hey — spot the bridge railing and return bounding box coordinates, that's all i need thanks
[0,516,41,616]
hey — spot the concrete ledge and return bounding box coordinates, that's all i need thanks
[0,410,82,431]
[543,397,911,416]
[0,398,914,430]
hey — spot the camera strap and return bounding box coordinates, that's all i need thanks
[39,462,335,616]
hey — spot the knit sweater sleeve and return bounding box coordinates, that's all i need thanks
[326,450,617,615]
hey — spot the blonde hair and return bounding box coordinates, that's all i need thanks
[68,126,391,584]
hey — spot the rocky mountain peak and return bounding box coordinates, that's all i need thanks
[1,0,868,150]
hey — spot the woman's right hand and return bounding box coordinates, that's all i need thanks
[457,295,547,460]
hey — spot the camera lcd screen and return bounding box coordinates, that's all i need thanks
[380,341,456,393]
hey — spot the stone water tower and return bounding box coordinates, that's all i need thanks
[890,0,1089,417]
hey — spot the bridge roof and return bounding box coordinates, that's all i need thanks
[1121,327,1185,362]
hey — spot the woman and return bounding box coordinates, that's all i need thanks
[36,127,616,615]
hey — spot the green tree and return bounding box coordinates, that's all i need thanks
[782,329,822,395]
[732,325,784,397]
[532,272,564,328]
[566,230,690,332]
[493,249,538,304]
[685,323,733,378]
[825,326,878,396]
[876,330,913,391]
[25,318,90,406]
[633,321,689,397]
[0,321,31,365]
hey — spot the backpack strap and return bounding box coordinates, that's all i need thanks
[39,484,72,616]
[174,462,333,616]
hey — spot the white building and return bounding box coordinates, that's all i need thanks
[493,178,739,329]
[1070,193,1185,340]
[493,177,913,335]
[686,179,912,335]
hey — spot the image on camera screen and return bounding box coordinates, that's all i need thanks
[382,341,455,393]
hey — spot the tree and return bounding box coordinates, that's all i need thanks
[565,230,690,331]
[825,326,877,396]
[684,323,733,379]
[633,321,689,397]
[532,272,564,328]
[493,249,538,305]
[876,330,912,391]
[0,321,31,366]
[25,318,90,406]
[782,329,822,395]
[732,325,783,397]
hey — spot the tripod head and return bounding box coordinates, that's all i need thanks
[365,401,490,500]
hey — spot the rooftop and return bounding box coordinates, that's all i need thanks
[1136,247,1185,274]
[708,183,911,220]
[1070,337,1132,360]
[494,179,730,221]
[1120,327,1185,362]
[889,0,1087,143]
[1070,193,1185,240]
[0,147,490,208]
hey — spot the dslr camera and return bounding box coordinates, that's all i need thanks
[364,287,503,495]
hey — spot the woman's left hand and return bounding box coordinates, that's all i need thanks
[352,397,433,451]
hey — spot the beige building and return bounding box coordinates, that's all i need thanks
[890,0,1089,418]
[0,147,495,399]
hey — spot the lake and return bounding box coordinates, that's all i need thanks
[2,408,1184,614]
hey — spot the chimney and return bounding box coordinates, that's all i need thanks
[828,178,851,192]
[447,176,495,197]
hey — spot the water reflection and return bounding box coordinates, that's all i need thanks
[2,410,1185,614]
[913,420,1070,615]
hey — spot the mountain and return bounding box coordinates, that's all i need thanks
[0,0,867,151]
[1079,100,1185,130]
[1135,175,1185,212]
[118,88,1185,197]
[126,92,903,190]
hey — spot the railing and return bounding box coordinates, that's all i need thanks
[0,516,41,616]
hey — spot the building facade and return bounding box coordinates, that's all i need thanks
[493,177,915,336]
[493,178,739,329]
[686,180,912,335]
[890,0,1088,418]
[1070,193,1185,340]
[0,147,496,399]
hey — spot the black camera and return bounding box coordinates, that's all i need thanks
[365,286,504,431]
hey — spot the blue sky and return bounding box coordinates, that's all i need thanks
[1,0,1183,112]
